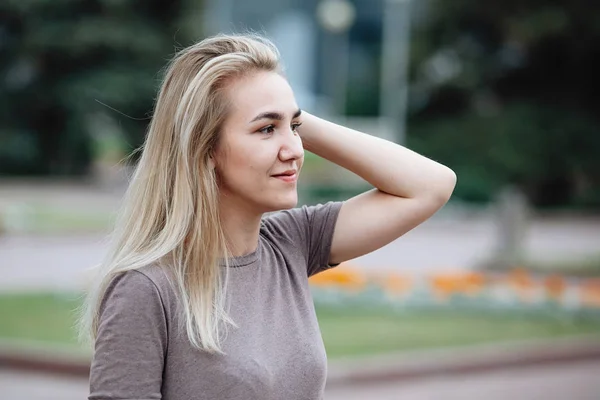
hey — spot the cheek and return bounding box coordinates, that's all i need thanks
[218,147,272,185]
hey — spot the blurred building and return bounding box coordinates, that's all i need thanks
[202,0,428,119]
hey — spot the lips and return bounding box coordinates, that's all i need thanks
[272,169,297,177]
[272,169,298,183]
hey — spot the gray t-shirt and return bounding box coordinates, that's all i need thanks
[89,201,343,400]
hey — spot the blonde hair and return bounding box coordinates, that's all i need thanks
[78,33,281,353]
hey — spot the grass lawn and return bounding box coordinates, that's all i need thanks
[4,205,114,234]
[0,293,83,346]
[317,306,600,358]
[31,207,114,233]
[1,292,599,359]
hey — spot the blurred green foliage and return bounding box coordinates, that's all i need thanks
[0,0,203,175]
[409,103,600,206]
[1,0,599,210]
[405,0,600,208]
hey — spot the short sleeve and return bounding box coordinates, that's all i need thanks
[89,270,167,400]
[262,201,343,277]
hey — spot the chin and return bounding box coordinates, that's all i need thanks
[264,193,298,212]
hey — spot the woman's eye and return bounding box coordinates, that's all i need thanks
[259,125,275,135]
[291,122,303,132]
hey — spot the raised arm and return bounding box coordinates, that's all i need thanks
[298,111,457,265]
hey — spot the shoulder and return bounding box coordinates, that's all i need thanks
[100,264,174,319]
[106,265,166,295]
[136,263,174,293]
[259,202,344,276]
[261,201,343,238]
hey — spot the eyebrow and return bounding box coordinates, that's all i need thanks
[250,109,302,123]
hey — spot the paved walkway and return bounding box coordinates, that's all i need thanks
[2,181,600,291]
[3,360,600,400]
[2,371,88,400]
[325,360,600,400]
[1,212,599,291]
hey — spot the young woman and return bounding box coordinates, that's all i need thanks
[81,33,456,400]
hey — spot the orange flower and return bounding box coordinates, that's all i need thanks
[428,272,487,300]
[581,278,600,308]
[429,274,460,300]
[376,273,412,297]
[507,268,537,302]
[543,274,566,300]
[461,272,486,296]
[309,263,367,292]
[508,268,533,287]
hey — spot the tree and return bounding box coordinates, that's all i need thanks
[407,0,600,208]
[0,0,204,176]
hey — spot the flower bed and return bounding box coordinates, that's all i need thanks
[309,264,600,317]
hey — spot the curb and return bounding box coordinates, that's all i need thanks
[0,340,90,377]
[1,336,599,386]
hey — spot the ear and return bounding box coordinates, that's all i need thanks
[207,155,215,170]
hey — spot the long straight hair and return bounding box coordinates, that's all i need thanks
[78,33,281,353]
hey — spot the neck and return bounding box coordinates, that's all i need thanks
[218,194,263,258]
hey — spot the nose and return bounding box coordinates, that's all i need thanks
[278,129,304,162]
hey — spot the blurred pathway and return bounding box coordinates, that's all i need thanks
[1,181,599,291]
[3,360,600,400]
[1,214,599,291]
[325,360,600,400]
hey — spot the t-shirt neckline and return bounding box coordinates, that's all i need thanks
[219,240,261,268]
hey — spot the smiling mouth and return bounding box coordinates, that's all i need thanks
[272,171,298,183]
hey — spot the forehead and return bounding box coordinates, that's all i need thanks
[225,71,298,120]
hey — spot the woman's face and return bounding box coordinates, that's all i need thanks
[213,70,304,214]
